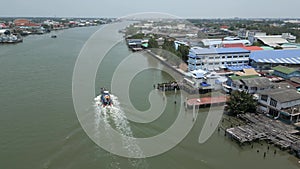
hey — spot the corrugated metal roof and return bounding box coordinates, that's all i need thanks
[272,65,297,74]
[190,47,249,55]
[259,89,300,103]
[250,49,300,64]
[242,46,263,51]
[256,36,288,47]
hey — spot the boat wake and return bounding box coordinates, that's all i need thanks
[94,94,148,169]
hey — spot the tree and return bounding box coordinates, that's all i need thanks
[227,91,257,116]
[148,37,158,48]
[162,39,176,53]
[177,45,190,62]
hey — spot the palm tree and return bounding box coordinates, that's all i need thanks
[227,90,257,116]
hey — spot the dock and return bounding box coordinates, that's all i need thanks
[225,113,300,155]
[186,96,227,109]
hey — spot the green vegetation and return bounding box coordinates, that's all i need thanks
[126,31,190,63]
[177,45,190,62]
[188,19,300,43]
[227,91,257,116]
[148,37,158,48]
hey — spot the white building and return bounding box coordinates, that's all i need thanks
[248,32,296,45]
[188,47,251,71]
[201,37,251,48]
[258,89,300,123]
[185,69,227,90]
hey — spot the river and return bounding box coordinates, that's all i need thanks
[0,23,299,169]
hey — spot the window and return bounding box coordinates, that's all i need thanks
[227,56,232,58]
[233,56,238,58]
[270,98,277,107]
[209,57,214,60]
[261,95,268,102]
[239,55,243,58]
[250,87,257,91]
[222,56,226,59]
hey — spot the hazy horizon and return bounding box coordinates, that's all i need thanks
[1,0,300,19]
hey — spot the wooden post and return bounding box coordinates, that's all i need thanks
[193,104,196,121]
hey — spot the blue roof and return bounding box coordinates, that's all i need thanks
[190,47,249,56]
[226,65,253,71]
[250,49,300,64]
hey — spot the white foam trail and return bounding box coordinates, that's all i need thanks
[94,95,148,169]
[94,99,121,169]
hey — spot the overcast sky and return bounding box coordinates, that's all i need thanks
[1,0,300,18]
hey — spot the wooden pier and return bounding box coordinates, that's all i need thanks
[225,113,300,155]
[156,81,181,91]
[156,81,213,94]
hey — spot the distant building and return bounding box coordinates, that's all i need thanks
[258,88,300,123]
[14,19,40,27]
[249,32,296,47]
[188,47,250,71]
[201,37,251,48]
[250,50,300,70]
[0,23,7,29]
[127,39,149,51]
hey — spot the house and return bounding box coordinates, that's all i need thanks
[272,65,300,79]
[188,47,250,71]
[258,88,300,123]
[225,75,272,94]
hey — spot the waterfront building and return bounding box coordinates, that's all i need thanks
[250,49,300,70]
[188,47,250,71]
[14,19,40,27]
[225,75,272,94]
[126,39,149,51]
[186,69,227,90]
[258,88,300,123]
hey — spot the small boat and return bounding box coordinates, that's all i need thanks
[100,88,113,107]
[51,35,57,38]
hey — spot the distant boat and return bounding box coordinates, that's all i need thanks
[51,35,57,38]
